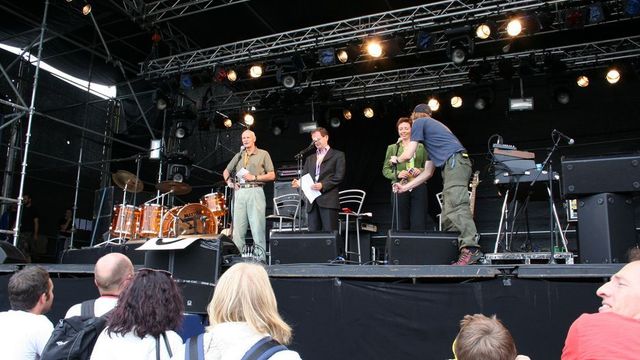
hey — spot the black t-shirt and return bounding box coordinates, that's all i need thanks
[21,205,39,232]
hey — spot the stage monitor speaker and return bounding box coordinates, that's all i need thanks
[577,193,637,264]
[561,154,640,197]
[270,231,339,264]
[0,242,26,263]
[386,231,459,265]
[143,235,237,313]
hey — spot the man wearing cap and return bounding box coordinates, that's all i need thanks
[223,130,275,260]
[391,104,482,265]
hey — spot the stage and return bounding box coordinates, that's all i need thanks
[0,261,621,360]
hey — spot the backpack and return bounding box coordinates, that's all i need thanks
[40,299,111,360]
[184,334,287,360]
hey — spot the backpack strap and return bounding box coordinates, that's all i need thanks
[241,336,288,360]
[80,299,96,317]
[184,333,204,360]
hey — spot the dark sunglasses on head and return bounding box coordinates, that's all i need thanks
[137,267,172,277]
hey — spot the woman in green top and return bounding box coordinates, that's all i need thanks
[382,117,430,231]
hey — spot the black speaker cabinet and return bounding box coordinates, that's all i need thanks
[386,231,459,265]
[270,231,339,264]
[143,235,236,313]
[577,193,637,264]
[0,241,26,263]
[561,154,640,197]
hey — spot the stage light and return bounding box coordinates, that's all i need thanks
[226,69,237,82]
[587,3,605,24]
[445,26,473,65]
[150,139,162,160]
[565,8,586,29]
[415,31,434,50]
[318,48,336,66]
[506,19,522,37]
[244,113,255,126]
[342,109,352,120]
[555,88,571,104]
[625,0,640,16]
[606,68,620,84]
[82,3,92,15]
[224,118,232,128]
[475,21,497,40]
[329,117,341,128]
[336,49,349,64]
[450,96,463,108]
[175,122,188,139]
[363,107,374,118]
[282,75,296,89]
[474,97,487,110]
[66,0,73,2]
[427,97,440,112]
[249,64,263,78]
[180,74,193,89]
[366,40,383,58]
[576,75,590,87]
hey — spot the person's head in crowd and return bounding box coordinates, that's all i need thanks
[107,268,183,338]
[596,260,640,320]
[410,103,432,121]
[94,253,134,296]
[208,262,292,345]
[627,246,640,262]
[8,266,54,314]
[453,314,525,360]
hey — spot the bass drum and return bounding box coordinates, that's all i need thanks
[161,204,217,237]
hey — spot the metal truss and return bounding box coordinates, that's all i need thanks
[142,0,248,24]
[141,0,576,77]
[207,36,640,110]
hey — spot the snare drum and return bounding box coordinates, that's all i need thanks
[201,192,227,217]
[110,205,140,239]
[138,203,166,238]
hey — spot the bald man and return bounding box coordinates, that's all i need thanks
[64,253,134,318]
[223,130,276,260]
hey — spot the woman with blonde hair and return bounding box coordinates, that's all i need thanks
[173,262,301,360]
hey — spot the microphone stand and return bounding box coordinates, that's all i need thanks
[390,141,401,232]
[227,148,245,245]
[294,142,315,231]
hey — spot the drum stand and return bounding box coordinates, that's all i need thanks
[95,183,131,247]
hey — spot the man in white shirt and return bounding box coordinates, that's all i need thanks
[0,266,55,359]
[65,253,134,318]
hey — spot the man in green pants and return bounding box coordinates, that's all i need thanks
[223,130,275,261]
[391,104,482,265]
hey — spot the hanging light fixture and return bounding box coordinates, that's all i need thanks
[506,18,523,37]
[226,69,237,82]
[342,109,353,120]
[249,64,263,78]
[576,75,590,88]
[244,113,255,126]
[366,39,383,58]
[82,3,92,15]
[427,97,440,112]
[363,107,375,118]
[450,96,463,108]
[606,68,621,84]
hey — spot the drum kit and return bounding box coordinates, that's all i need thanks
[107,170,228,243]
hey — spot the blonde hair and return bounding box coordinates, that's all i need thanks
[454,314,517,360]
[207,262,292,344]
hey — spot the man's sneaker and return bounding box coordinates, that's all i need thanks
[453,247,483,265]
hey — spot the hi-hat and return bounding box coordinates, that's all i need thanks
[112,170,143,193]
[156,180,192,195]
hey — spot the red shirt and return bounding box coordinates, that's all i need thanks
[562,312,640,360]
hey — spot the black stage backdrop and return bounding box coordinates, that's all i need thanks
[1,275,603,359]
[271,278,602,360]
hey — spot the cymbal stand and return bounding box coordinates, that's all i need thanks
[95,183,129,247]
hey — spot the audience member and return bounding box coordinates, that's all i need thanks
[453,314,529,360]
[172,262,301,359]
[562,260,640,359]
[90,268,184,360]
[0,266,55,359]
[65,253,134,318]
[627,246,640,262]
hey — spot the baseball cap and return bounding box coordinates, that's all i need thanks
[413,103,432,114]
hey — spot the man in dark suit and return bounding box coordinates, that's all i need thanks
[292,127,346,231]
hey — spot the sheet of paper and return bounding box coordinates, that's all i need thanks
[236,167,249,183]
[300,174,321,203]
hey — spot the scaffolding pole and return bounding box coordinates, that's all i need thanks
[12,0,50,247]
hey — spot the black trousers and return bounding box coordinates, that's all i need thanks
[307,203,339,232]
[392,182,428,231]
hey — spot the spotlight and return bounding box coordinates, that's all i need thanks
[475,21,496,40]
[606,68,621,84]
[223,118,232,128]
[415,31,434,50]
[587,3,605,24]
[366,40,383,58]
[342,109,352,120]
[272,125,282,136]
[318,48,336,66]
[450,96,463,108]
[66,0,72,2]
[329,117,341,128]
[576,75,590,88]
[506,18,522,37]
[282,75,296,89]
[363,107,374,118]
[624,0,640,16]
[154,92,169,110]
[150,139,162,160]
[336,49,349,64]
[168,163,190,182]
[474,97,487,110]
[427,97,440,112]
[82,3,92,15]
[65,138,71,145]
[445,26,473,65]
[249,64,263,78]
[180,74,193,89]
[244,113,255,126]
[226,69,237,82]
[555,88,571,104]
[175,122,188,139]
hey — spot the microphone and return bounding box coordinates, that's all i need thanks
[396,138,402,145]
[552,129,575,145]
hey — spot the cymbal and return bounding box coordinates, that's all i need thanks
[156,180,192,196]
[112,170,143,193]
